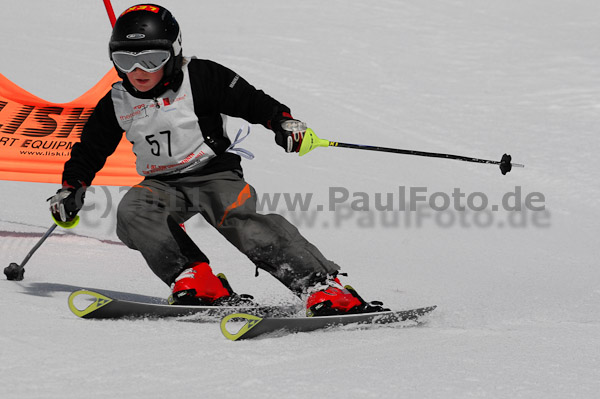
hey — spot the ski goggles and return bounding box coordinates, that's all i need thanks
[111,49,171,73]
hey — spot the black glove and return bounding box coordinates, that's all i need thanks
[273,117,307,153]
[48,186,85,222]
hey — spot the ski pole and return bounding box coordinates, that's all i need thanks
[299,128,524,175]
[103,0,117,27]
[4,224,57,281]
[4,217,79,281]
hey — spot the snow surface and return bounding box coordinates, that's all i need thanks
[1,0,600,398]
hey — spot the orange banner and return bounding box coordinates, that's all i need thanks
[0,69,139,186]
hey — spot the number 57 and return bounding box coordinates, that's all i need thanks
[145,130,172,157]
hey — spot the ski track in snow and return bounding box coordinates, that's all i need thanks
[1,1,600,398]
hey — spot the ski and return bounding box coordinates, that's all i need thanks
[67,289,300,320]
[220,305,437,340]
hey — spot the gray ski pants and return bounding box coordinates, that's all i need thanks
[116,170,339,295]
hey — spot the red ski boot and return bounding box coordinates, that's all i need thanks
[170,262,232,305]
[306,277,388,317]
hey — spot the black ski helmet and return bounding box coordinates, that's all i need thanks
[109,4,183,95]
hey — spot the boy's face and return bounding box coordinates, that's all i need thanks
[126,67,164,92]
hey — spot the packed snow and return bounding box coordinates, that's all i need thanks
[1,1,599,398]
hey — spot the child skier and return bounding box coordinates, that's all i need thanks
[49,4,385,316]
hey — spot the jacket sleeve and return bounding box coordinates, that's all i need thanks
[62,91,124,188]
[188,59,292,130]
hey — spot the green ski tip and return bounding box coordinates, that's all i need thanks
[221,313,264,341]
